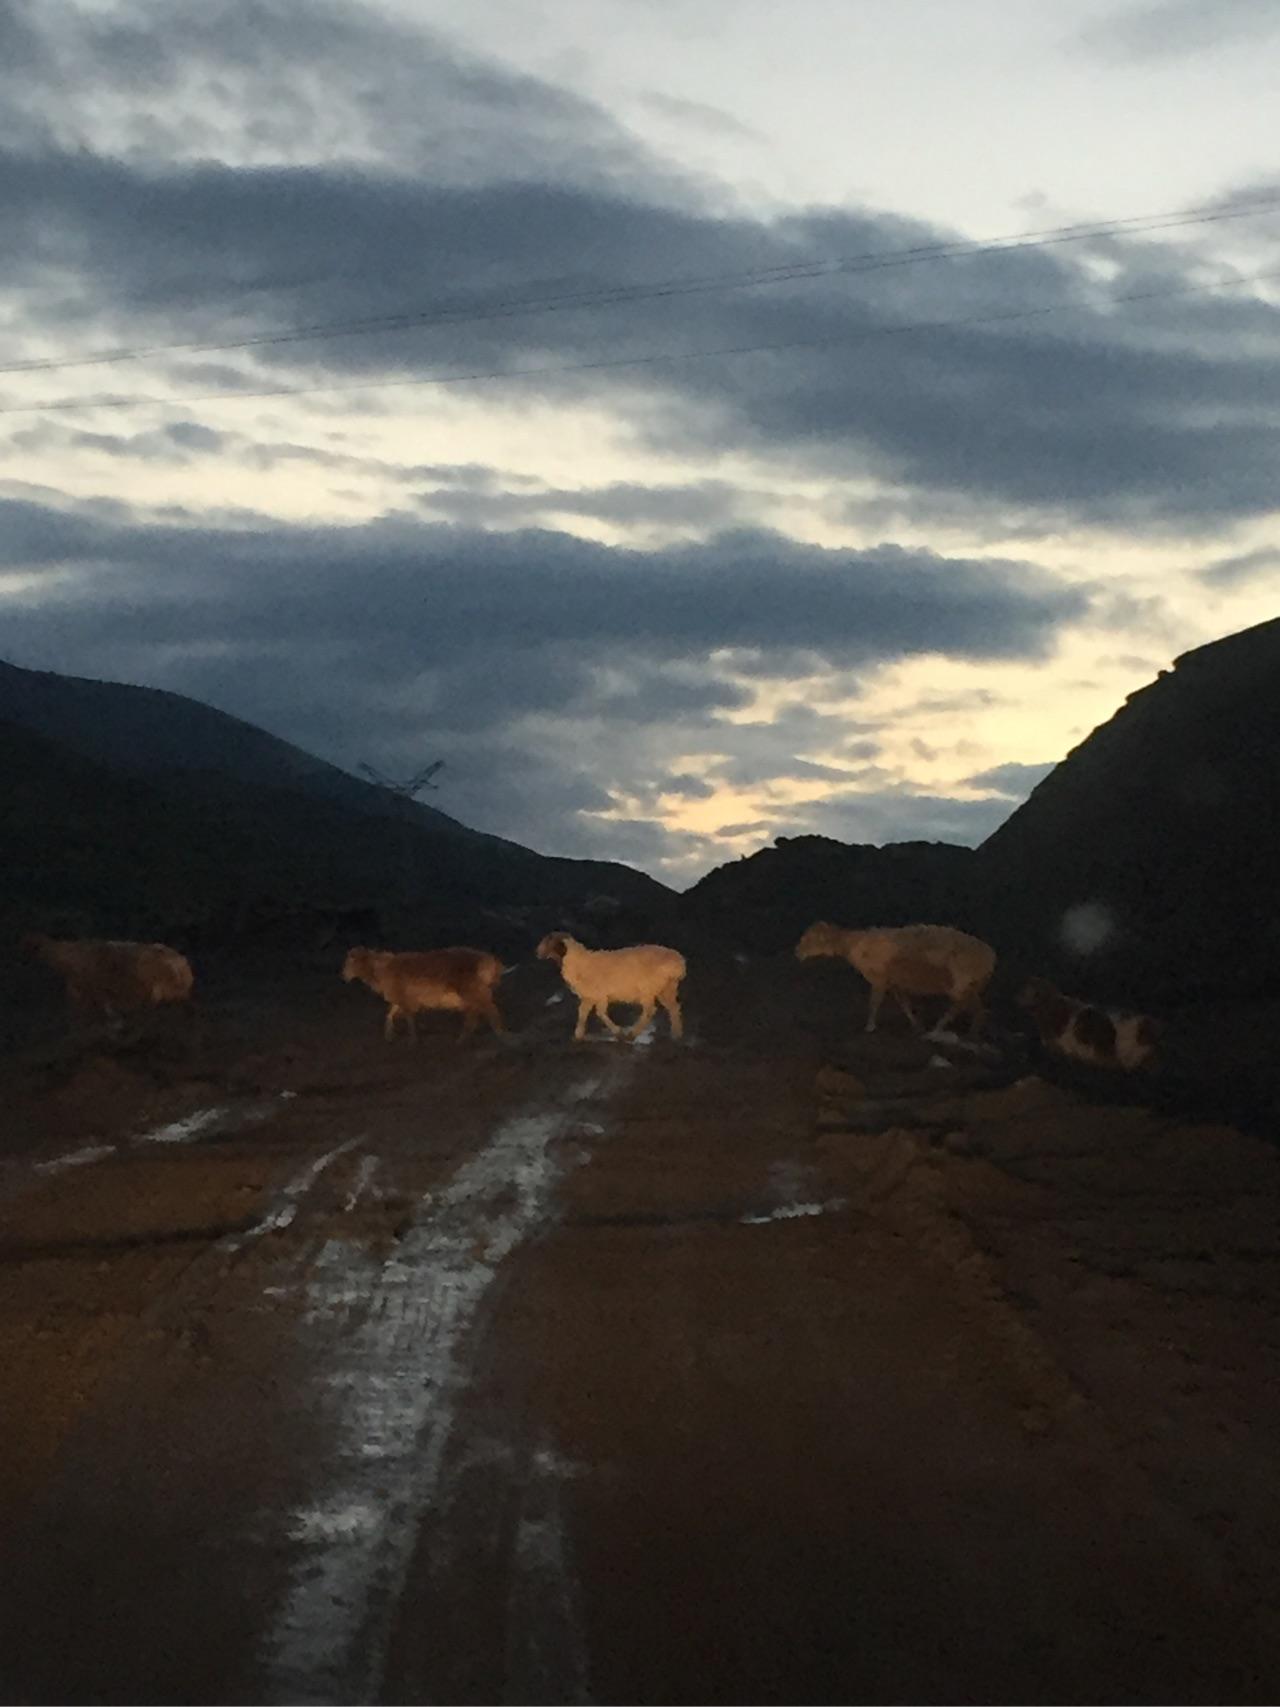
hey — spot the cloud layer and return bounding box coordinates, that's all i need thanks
[0,490,1085,869]
[3,1,1279,534]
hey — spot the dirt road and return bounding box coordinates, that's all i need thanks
[2,960,1280,1704]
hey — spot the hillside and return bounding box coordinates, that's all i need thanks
[0,657,502,846]
[0,718,263,937]
[972,615,1280,1001]
[0,664,673,956]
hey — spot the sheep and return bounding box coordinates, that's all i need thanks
[22,933,195,1024]
[341,945,507,1043]
[796,921,996,1036]
[536,932,686,1042]
[1016,976,1162,1071]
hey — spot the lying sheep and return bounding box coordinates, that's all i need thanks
[796,921,996,1036]
[22,933,195,1025]
[536,932,686,1042]
[342,946,507,1043]
[1017,976,1162,1071]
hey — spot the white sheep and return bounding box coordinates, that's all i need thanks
[796,921,996,1036]
[535,932,686,1042]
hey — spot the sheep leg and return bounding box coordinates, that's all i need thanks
[659,980,684,1041]
[626,999,657,1041]
[864,984,885,1033]
[458,1007,478,1043]
[962,990,987,1037]
[384,1005,400,1042]
[481,993,507,1036]
[573,998,595,1041]
[931,987,981,1037]
[893,989,921,1031]
[596,1002,626,1037]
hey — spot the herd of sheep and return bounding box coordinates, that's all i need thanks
[19,921,1163,1071]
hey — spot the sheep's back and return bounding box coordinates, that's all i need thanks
[44,939,191,1008]
[861,925,995,989]
[563,943,685,999]
[880,953,956,996]
[378,947,502,1008]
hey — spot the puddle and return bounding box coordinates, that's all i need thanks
[33,1143,117,1174]
[741,1198,848,1225]
[134,1092,297,1147]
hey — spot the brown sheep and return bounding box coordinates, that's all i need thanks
[341,946,507,1043]
[22,933,195,1024]
[796,921,996,1036]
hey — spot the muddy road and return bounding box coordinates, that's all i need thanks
[3,956,1280,1704]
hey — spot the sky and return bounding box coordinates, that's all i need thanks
[1,0,1278,886]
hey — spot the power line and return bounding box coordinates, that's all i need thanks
[1,261,1276,420]
[1,192,1278,380]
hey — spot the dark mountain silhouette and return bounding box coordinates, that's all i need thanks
[0,657,499,844]
[971,615,1280,1002]
[680,614,1280,1008]
[0,660,671,954]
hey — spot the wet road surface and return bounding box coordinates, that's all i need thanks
[2,976,1280,1704]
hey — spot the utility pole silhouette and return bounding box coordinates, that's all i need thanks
[358,759,446,897]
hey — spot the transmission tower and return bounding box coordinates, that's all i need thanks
[358,759,446,899]
[358,759,445,801]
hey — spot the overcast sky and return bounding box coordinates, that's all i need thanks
[2,0,1278,884]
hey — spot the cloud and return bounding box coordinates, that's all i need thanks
[567,813,709,872]
[0,500,1087,667]
[2,2,1278,537]
[1075,0,1280,62]
[657,772,719,801]
[2,423,761,544]
[637,90,763,143]
[1195,544,1280,588]
[0,492,1087,872]
[962,759,1056,798]
[416,477,755,536]
[901,687,1008,716]
[0,0,660,188]
[769,788,1016,848]
[10,419,230,462]
[715,819,774,839]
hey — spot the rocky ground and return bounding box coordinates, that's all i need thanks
[1,950,1279,1704]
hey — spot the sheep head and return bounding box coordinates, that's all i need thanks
[536,932,574,963]
[342,946,376,983]
[795,922,847,962]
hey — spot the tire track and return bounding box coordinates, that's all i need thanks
[258,1054,633,1705]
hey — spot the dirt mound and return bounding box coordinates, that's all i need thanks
[681,833,978,952]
